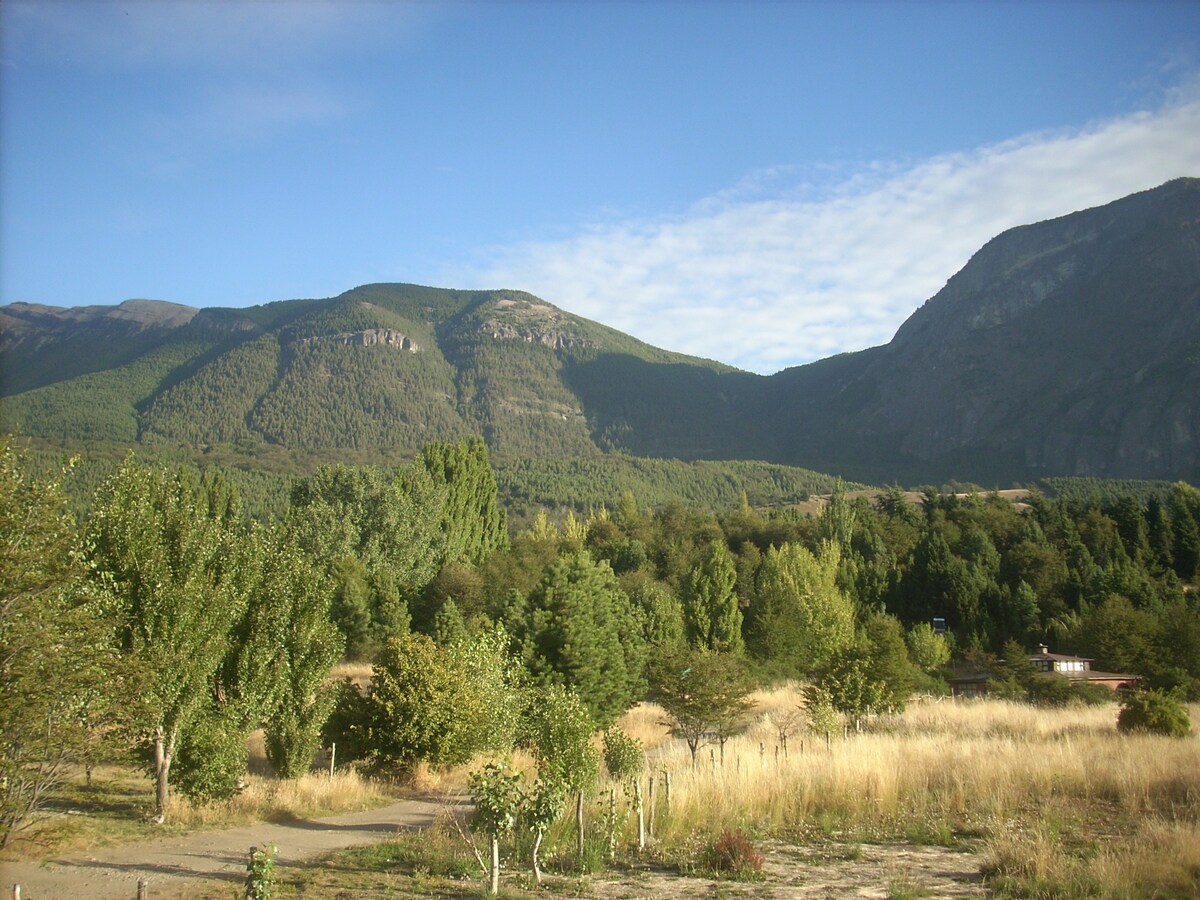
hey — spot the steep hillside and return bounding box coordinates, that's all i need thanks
[770,177,1200,482]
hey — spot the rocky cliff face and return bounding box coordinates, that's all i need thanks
[299,328,420,351]
[775,178,1200,482]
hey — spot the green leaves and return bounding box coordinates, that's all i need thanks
[0,441,130,845]
[519,683,598,793]
[365,629,522,770]
[602,727,644,783]
[468,762,523,837]
[746,540,854,674]
[647,645,754,765]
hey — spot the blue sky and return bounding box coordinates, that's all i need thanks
[3,1,1199,374]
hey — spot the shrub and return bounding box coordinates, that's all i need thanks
[1117,689,1192,737]
[245,843,277,900]
[1068,682,1116,706]
[1025,674,1075,708]
[602,726,645,783]
[320,678,372,765]
[365,630,522,772]
[173,714,248,803]
[703,828,765,879]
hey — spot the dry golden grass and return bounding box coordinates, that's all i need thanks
[165,769,388,827]
[330,660,374,688]
[605,690,1200,897]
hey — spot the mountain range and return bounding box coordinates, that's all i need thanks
[2,177,1198,488]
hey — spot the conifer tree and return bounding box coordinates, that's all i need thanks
[682,540,743,654]
[512,550,645,727]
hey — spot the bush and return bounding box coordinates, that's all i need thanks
[1117,689,1192,737]
[365,630,521,771]
[245,843,277,900]
[703,828,765,879]
[320,678,372,766]
[1025,674,1075,708]
[1067,681,1116,706]
[173,714,248,803]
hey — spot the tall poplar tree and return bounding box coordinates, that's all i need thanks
[1,442,129,845]
[89,458,253,818]
[746,541,855,674]
[414,436,508,568]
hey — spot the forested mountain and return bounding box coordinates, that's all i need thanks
[2,178,1198,486]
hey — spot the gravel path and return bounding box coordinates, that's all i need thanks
[0,796,445,899]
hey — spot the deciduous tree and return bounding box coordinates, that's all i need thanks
[0,443,131,845]
[88,458,254,818]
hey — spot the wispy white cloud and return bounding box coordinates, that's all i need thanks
[470,81,1200,375]
[144,81,353,158]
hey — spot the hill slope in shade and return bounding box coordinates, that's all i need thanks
[770,177,1200,482]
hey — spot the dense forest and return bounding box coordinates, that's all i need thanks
[3,432,1199,847]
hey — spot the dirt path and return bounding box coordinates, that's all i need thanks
[0,796,445,899]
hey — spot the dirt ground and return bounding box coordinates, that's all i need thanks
[588,842,989,899]
[3,802,989,899]
[0,797,445,899]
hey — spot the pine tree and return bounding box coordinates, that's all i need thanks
[513,550,645,727]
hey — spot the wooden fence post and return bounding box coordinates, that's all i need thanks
[647,773,656,837]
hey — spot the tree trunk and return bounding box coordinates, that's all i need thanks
[647,774,656,838]
[576,790,585,864]
[532,828,545,886]
[489,834,500,895]
[607,787,617,860]
[153,726,174,821]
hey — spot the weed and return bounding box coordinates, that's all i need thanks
[699,828,765,880]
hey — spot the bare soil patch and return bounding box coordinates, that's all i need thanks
[588,841,988,899]
[0,796,444,899]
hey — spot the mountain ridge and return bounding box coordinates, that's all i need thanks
[3,178,1198,484]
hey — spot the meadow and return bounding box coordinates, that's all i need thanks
[266,687,1200,898]
[7,687,1198,899]
[610,688,1200,898]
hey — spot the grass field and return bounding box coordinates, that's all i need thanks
[269,688,1200,897]
[7,689,1198,898]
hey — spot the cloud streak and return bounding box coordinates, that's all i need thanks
[471,82,1200,375]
